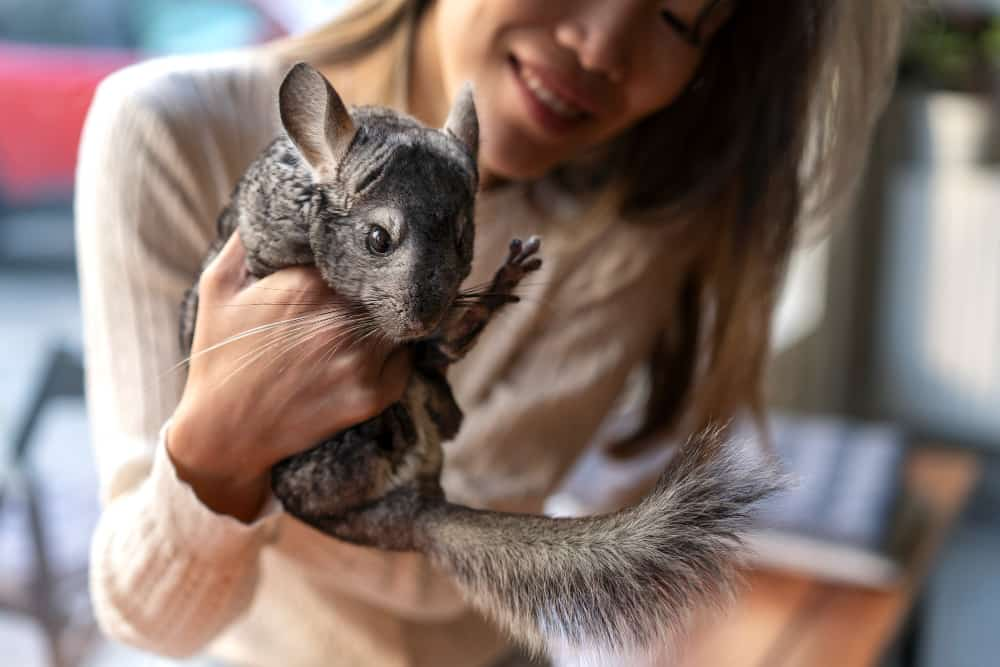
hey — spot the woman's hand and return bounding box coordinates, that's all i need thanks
[167,231,412,521]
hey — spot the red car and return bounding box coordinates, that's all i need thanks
[0,0,291,211]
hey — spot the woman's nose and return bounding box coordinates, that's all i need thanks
[553,4,632,83]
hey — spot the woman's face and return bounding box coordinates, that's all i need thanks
[431,0,730,180]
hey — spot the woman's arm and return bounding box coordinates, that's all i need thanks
[76,63,299,657]
[76,56,470,655]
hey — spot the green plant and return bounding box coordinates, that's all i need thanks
[900,11,999,93]
[983,17,1000,67]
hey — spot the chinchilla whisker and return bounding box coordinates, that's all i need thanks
[268,309,376,355]
[457,273,547,297]
[317,321,381,364]
[314,324,378,364]
[458,278,548,296]
[246,318,334,358]
[340,315,382,346]
[215,308,359,369]
[210,325,315,384]
[206,307,349,350]
[318,327,365,365]
[241,306,370,347]
[454,290,506,299]
[243,285,332,295]
[452,293,520,304]
[352,327,385,351]
[167,311,335,375]
[456,289,493,300]
[216,317,364,389]
[218,301,331,307]
[455,288,550,312]
[460,277,499,291]
[318,333,351,365]
[267,324,371,373]
[343,319,380,341]
[264,315,353,355]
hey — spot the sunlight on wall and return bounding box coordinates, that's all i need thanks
[770,238,830,354]
[924,169,1000,401]
[879,161,1000,444]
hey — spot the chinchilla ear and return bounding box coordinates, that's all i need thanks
[279,62,356,179]
[442,82,478,159]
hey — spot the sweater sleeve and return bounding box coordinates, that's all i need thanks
[76,62,286,657]
[89,422,283,657]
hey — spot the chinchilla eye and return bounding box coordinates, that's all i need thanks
[366,225,392,255]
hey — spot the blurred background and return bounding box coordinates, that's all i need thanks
[0,1,997,666]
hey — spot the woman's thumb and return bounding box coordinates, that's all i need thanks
[379,346,414,407]
[202,231,250,296]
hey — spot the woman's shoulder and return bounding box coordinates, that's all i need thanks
[95,48,285,121]
[87,49,287,174]
[79,49,291,228]
[76,49,293,271]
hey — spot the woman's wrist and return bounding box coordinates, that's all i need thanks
[167,400,270,523]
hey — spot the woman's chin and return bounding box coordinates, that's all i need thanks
[480,151,559,185]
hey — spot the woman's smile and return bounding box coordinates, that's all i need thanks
[507,53,595,137]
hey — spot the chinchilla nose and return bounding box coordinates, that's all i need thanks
[407,275,453,328]
[411,288,447,328]
[407,258,463,331]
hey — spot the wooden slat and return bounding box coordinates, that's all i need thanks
[679,572,816,667]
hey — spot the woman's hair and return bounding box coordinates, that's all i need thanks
[269,0,904,455]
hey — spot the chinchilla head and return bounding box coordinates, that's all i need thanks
[278,62,479,342]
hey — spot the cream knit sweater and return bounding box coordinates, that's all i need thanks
[75,43,682,667]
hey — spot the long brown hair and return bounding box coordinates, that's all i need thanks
[605,1,903,454]
[270,0,904,454]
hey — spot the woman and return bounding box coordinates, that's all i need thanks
[75,1,903,665]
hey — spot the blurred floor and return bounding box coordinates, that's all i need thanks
[0,210,997,667]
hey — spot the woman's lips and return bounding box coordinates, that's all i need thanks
[516,56,603,115]
[508,54,594,136]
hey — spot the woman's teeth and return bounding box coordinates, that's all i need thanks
[520,68,585,120]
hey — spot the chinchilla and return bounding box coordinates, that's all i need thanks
[179,62,780,658]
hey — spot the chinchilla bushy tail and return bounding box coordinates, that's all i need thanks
[420,425,783,656]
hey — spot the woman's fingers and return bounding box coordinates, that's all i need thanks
[248,265,341,311]
[201,231,249,298]
[193,238,415,452]
[323,344,412,431]
[379,345,414,406]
